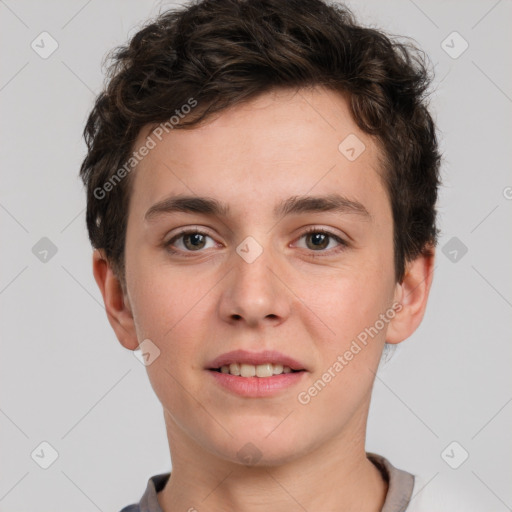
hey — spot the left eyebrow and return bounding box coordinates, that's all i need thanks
[144,193,372,223]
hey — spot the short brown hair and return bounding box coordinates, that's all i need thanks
[79,0,441,287]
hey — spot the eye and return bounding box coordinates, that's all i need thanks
[294,227,348,254]
[164,227,348,256]
[165,228,217,253]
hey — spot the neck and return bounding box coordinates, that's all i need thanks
[157,414,387,512]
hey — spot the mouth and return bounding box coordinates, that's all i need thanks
[209,363,304,378]
[207,360,307,398]
[205,349,308,378]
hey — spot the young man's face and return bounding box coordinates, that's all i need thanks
[95,86,432,466]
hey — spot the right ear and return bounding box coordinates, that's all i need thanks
[92,249,139,351]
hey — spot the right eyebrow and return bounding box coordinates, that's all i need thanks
[145,195,230,223]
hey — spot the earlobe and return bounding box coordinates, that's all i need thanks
[386,247,436,345]
[92,249,139,351]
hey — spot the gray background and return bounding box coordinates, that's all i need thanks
[1,0,511,510]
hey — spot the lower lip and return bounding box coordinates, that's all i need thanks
[208,370,307,397]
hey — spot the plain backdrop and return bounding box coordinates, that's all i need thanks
[1,0,511,510]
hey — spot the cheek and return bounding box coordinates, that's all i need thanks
[127,267,208,405]
[131,278,206,346]
[298,256,395,343]
[125,262,193,368]
[295,274,393,420]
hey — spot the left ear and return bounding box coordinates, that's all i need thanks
[386,246,436,344]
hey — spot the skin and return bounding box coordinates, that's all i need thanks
[93,86,435,512]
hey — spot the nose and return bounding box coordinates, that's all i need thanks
[218,242,291,328]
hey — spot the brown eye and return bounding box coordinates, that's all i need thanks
[305,232,330,250]
[295,228,348,254]
[182,232,207,251]
[165,229,216,253]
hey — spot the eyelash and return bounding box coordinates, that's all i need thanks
[164,227,348,257]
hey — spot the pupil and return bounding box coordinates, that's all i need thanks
[186,233,205,250]
[309,233,327,249]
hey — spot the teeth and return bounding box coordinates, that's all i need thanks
[217,363,296,377]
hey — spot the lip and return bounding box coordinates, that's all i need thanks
[208,370,307,398]
[205,349,307,371]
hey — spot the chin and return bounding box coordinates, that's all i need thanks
[211,426,309,467]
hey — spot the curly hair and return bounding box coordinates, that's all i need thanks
[79,0,441,288]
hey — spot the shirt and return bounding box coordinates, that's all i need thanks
[119,452,415,512]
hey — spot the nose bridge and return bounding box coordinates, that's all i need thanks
[219,235,290,326]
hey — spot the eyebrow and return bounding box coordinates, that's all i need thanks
[144,193,372,223]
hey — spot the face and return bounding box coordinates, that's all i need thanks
[118,86,404,465]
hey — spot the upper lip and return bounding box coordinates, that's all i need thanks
[206,349,307,371]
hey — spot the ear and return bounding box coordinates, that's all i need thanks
[386,246,435,344]
[92,249,139,351]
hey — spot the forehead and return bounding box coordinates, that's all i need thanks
[128,86,389,223]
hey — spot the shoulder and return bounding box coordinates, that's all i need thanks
[118,506,140,512]
[118,472,170,512]
[405,472,484,512]
[367,452,487,512]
